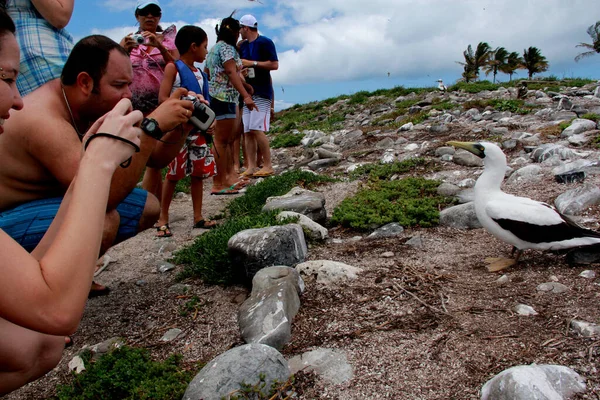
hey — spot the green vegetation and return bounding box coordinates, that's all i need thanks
[271,133,304,148]
[559,120,573,131]
[575,21,600,62]
[449,80,500,93]
[458,42,492,82]
[350,158,429,180]
[56,347,195,400]
[582,113,600,122]
[522,46,549,79]
[331,177,452,230]
[173,170,333,284]
[462,98,537,114]
[226,373,295,399]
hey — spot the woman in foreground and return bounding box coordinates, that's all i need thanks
[0,9,143,394]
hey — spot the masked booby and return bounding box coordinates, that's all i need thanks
[447,141,600,271]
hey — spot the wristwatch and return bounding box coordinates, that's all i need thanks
[252,61,258,67]
[141,117,163,140]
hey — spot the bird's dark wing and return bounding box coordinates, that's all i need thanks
[493,216,600,244]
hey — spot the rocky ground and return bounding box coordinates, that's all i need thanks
[6,81,600,399]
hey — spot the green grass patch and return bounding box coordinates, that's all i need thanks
[173,170,334,284]
[558,120,573,131]
[462,99,536,114]
[582,113,600,122]
[270,108,345,134]
[350,158,428,180]
[55,346,195,400]
[271,133,304,149]
[348,90,371,105]
[448,80,500,93]
[331,177,452,230]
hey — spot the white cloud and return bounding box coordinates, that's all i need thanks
[274,99,294,111]
[267,0,600,86]
[102,0,136,12]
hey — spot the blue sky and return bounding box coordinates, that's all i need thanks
[68,1,600,110]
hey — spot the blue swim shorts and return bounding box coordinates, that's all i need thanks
[210,98,237,120]
[0,188,148,252]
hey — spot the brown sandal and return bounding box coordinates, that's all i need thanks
[156,224,172,237]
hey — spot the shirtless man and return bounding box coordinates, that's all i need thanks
[0,35,194,277]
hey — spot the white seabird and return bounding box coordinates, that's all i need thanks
[447,141,600,271]
[437,79,447,92]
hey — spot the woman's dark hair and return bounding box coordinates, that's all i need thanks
[175,25,207,55]
[61,35,129,87]
[0,7,16,39]
[215,16,240,47]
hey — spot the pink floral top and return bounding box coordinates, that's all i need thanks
[129,24,177,114]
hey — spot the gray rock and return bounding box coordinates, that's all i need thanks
[296,260,362,285]
[496,275,510,285]
[555,170,586,184]
[381,150,396,164]
[435,146,455,157]
[555,183,600,215]
[156,260,176,273]
[288,348,353,385]
[531,144,577,163]
[404,143,419,151]
[430,123,449,133]
[339,129,363,148]
[453,149,484,167]
[408,105,422,114]
[502,139,517,150]
[277,211,328,241]
[437,182,461,197]
[571,320,600,337]
[397,122,414,132]
[481,364,586,400]
[490,126,509,136]
[579,270,596,279]
[160,328,183,342]
[307,158,340,170]
[182,344,290,400]
[439,202,482,229]
[87,337,125,360]
[506,165,543,185]
[557,97,573,111]
[458,178,476,188]
[376,137,395,149]
[228,224,308,281]
[68,356,86,374]
[301,130,326,146]
[367,222,404,239]
[551,110,578,121]
[239,267,303,350]
[456,188,475,204]
[566,247,600,265]
[536,282,569,294]
[315,148,343,160]
[568,132,593,146]
[381,251,394,258]
[405,235,424,248]
[561,118,597,138]
[514,304,538,316]
[263,187,326,223]
[440,154,453,162]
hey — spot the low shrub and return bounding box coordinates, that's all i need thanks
[331,177,452,230]
[271,133,304,149]
[448,80,500,93]
[558,120,573,131]
[55,346,195,400]
[348,90,371,104]
[581,113,600,122]
[174,170,334,284]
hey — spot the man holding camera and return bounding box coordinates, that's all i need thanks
[238,14,278,178]
[0,35,194,294]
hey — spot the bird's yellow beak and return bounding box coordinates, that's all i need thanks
[446,141,485,158]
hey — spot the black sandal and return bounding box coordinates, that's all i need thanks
[84,133,140,168]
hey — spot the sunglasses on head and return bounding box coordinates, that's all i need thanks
[137,5,161,16]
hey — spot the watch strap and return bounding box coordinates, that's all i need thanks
[141,117,163,140]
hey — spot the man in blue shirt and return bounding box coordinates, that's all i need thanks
[238,14,278,177]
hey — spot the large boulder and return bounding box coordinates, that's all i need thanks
[238,266,303,350]
[554,183,600,215]
[439,202,482,229]
[277,211,328,241]
[481,364,586,400]
[228,224,308,281]
[452,149,484,167]
[561,118,598,138]
[263,187,327,223]
[296,260,362,286]
[288,348,353,385]
[182,344,290,400]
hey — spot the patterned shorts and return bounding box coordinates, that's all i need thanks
[167,133,217,181]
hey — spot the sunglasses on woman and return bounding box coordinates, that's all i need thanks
[137,5,161,17]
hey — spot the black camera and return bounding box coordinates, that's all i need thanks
[181,95,216,132]
[131,34,146,45]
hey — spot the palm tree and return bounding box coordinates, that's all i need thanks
[457,42,491,82]
[499,51,524,81]
[521,47,549,79]
[575,21,600,62]
[483,47,509,83]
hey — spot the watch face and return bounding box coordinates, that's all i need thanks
[146,121,156,131]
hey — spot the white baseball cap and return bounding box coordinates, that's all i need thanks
[136,0,161,10]
[240,14,258,28]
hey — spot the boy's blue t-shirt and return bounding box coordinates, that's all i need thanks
[239,35,278,100]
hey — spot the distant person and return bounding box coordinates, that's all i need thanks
[156,25,217,236]
[119,0,179,201]
[238,14,278,178]
[205,14,256,195]
[0,10,142,394]
[5,0,75,96]
[0,35,194,294]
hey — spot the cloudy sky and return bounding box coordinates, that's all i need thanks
[70,0,600,110]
